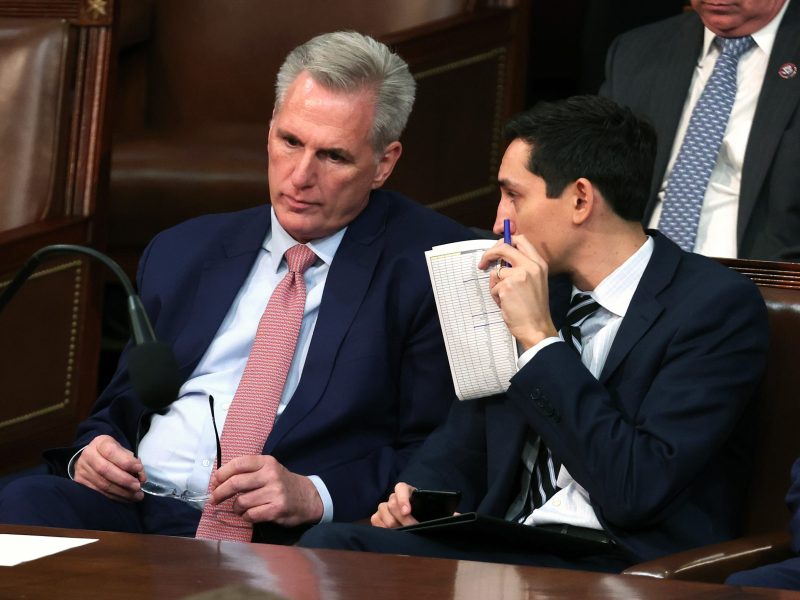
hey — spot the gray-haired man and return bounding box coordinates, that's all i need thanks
[0,31,472,543]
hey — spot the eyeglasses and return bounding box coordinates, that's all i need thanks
[134,395,223,503]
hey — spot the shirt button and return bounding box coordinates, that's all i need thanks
[201,459,211,467]
[553,499,562,507]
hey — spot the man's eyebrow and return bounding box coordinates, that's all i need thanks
[275,127,354,160]
[320,145,355,161]
[275,127,299,140]
[497,178,517,189]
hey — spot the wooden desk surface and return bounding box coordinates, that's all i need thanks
[2,525,800,599]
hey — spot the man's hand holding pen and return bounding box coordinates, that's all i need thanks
[478,234,557,352]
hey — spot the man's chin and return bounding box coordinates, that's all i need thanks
[277,215,329,244]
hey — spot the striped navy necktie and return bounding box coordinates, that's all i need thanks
[559,292,601,355]
[514,292,602,521]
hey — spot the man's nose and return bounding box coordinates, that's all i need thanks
[492,200,514,236]
[290,151,316,188]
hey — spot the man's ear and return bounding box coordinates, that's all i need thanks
[572,177,595,225]
[267,111,276,152]
[268,105,280,137]
[371,141,403,189]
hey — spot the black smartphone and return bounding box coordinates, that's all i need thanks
[410,489,462,522]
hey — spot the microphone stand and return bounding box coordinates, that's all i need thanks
[0,244,180,410]
[1,244,153,344]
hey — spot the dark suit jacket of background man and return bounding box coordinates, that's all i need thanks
[601,0,800,261]
[44,189,472,527]
[400,232,769,564]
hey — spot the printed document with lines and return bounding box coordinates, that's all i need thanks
[425,239,518,401]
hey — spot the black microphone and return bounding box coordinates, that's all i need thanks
[0,244,181,411]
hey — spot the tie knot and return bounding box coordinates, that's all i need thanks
[284,244,317,274]
[716,35,754,59]
[565,292,600,327]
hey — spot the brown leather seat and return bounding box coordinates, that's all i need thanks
[0,2,114,473]
[1,19,70,231]
[108,0,529,275]
[622,259,800,583]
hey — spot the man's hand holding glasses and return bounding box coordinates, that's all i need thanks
[75,395,222,505]
[73,434,147,503]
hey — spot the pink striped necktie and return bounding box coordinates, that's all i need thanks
[195,243,318,542]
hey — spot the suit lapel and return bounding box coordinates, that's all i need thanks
[599,233,678,383]
[264,193,388,451]
[645,15,705,216]
[171,209,270,376]
[738,0,800,243]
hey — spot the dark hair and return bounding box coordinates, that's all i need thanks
[502,95,656,221]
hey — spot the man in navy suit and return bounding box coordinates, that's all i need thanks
[601,0,800,261]
[0,31,470,541]
[726,457,800,590]
[298,95,769,571]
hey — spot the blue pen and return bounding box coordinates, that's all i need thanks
[502,219,511,267]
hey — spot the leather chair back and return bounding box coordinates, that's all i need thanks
[719,259,800,534]
[0,18,71,231]
[0,0,115,474]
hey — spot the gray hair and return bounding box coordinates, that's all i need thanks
[275,31,416,152]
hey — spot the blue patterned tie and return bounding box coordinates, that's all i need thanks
[658,36,754,252]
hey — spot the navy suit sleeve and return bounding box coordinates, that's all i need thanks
[506,273,768,530]
[788,457,800,553]
[397,397,493,510]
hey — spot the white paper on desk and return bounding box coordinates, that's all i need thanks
[425,239,518,401]
[0,534,97,566]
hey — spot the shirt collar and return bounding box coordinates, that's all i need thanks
[265,207,347,273]
[700,0,789,60]
[574,236,654,319]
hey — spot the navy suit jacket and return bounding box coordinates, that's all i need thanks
[601,1,800,261]
[400,233,769,563]
[46,189,472,523]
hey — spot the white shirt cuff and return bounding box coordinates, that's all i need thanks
[67,445,89,479]
[308,475,333,523]
[517,337,563,370]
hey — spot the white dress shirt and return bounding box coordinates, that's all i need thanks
[136,208,346,519]
[648,1,789,258]
[511,236,654,529]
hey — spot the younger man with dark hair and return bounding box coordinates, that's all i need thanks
[299,95,769,571]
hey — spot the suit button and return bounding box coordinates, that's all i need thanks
[530,388,543,400]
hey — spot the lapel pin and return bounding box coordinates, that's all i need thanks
[778,62,797,79]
